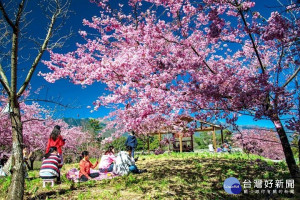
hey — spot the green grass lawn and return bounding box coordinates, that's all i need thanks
[0,152,297,200]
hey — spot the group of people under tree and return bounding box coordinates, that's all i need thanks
[39,128,145,183]
[208,140,232,153]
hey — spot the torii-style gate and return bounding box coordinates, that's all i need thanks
[146,116,223,153]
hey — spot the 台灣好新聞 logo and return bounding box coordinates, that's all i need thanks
[223,177,242,194]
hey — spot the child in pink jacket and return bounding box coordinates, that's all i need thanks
[99,146,116,173]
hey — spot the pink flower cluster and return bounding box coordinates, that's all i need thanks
[262,12,290,41]
[0,92,90,156]
[233,129,285,160]
[41,0,300,145]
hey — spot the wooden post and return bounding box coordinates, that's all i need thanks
[212,126,217,152]
[147,135,150,154]
[179,135,183,153]
[191,133,194,152]
[159,133,162,148]
[221,128,224,144]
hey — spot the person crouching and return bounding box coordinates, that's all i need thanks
[39,146,62,183]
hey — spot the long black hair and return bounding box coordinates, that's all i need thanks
[50,125,61,141]
[105,146,114,155]
[80,151,89,160]
[126,146,133,152]
[44,146,57,159]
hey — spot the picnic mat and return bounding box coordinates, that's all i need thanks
[66,168,119,182]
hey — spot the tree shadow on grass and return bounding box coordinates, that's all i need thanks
[26,156,293,200]
[26,189,70,200]
[139,157,292,200]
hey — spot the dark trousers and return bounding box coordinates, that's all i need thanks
[99,164,114,173]
[80,172,99,182]
[131,148,135,158]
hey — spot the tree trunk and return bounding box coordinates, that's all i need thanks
[273,117,299,177]
[7,104,24,200]
[29,158,35,170]
[272,116,300,197]
[298,138,300,167]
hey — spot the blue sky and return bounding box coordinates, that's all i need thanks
[15,0,283,128]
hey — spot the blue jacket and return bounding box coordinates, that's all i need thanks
[125,135,137,148]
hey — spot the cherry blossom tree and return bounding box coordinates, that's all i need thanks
[233,129,285,160]
[42,0,300,182]
[0,93,90,169]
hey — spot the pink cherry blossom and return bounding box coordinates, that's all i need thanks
[41,0,300,176]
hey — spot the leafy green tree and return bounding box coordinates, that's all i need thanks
[194,130,232,149]
[136,135,160,152]
[88,119,105,142]
[106,137,127,152]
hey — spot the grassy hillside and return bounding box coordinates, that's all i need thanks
[0,152,295,200]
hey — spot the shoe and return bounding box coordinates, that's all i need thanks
[138,169,147,173]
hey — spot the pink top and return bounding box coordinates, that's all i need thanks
[99,154,116,169]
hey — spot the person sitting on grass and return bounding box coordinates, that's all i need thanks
[99,146,116,173]
[39,146,62,184]
[222,140,232,153]
[79,151,99,182]
[113,146,146,176]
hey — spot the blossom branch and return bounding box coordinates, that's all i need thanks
[160,35,216,74]
[235,0,266,73]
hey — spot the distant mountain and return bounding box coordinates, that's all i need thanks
[238,125,275,131]
[63,118,91,128]
[62,117,127,138]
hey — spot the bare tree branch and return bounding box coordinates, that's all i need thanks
[22,118,45,123]
[17,0,68,97]
[283,66,300,87]
[24,98,79,109]
[0,0,15,28]
[14,0,26,28]
[48,29,73,49]
[0,63,10,94]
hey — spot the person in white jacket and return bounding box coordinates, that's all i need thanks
[113,146,146,175]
